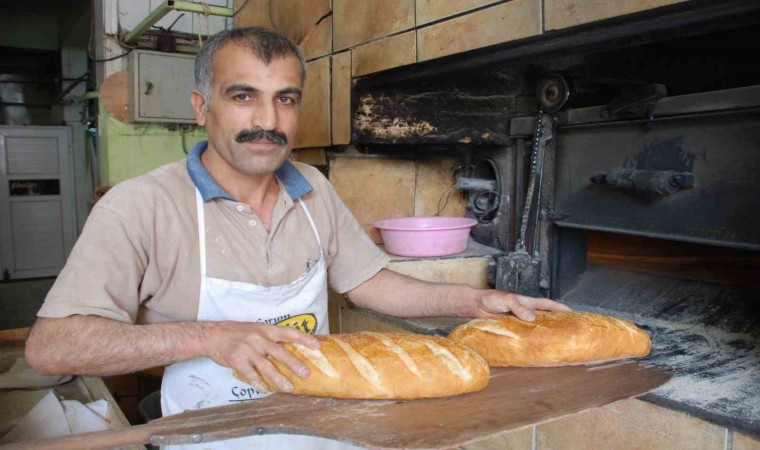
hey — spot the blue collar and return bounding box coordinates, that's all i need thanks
[186,141,313,202]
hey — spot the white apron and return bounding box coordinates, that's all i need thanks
[160,190,352,449]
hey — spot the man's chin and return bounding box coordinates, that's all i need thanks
[233,156,290,176]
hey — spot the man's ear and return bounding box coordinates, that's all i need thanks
[191,90,207,126]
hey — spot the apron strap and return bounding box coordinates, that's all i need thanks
[195,189,207,278]
[298,199,323,253]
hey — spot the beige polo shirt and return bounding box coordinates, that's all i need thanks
[38,151,389,325]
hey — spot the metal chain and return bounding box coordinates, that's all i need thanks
[516,109,544,252]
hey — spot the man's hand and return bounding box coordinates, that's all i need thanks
[204,322,321,393]
[474,290,572,321]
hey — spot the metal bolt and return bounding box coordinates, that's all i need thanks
[191,434,203,443]
[539,279,550,289]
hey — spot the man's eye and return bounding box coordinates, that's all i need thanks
[233,94,250,101]
[279,96,296,104]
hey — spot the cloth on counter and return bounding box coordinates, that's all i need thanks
[0,390,111,444]
[61,399,111,434]
[0,358,72,390]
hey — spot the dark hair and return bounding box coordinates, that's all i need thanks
[194,27,306,106]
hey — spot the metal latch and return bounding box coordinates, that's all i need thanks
[591,169,695,194]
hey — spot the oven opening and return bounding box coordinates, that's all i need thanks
[551,227,760,436]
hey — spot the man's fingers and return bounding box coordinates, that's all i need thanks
[247,375,271,393]
[508,297,536,322]
[479,292,572,321]
[233,363,271,393]
[267,325,321,350]
[516,295,572,312]
[252,356,294,392]
[267,341,311,379]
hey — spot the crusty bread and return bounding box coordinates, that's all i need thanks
[234,332,490,399]
[447,311,651,367]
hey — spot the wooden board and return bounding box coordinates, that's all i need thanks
[2,361,671,449]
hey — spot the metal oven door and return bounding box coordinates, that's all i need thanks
[553,85,760,251]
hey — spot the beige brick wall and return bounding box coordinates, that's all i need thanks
[544,0,686,31]
[293,56,330,148]
[735,432,760,450]
[329,155,468,243]
[234,0,693,149]
[417,0,542,62]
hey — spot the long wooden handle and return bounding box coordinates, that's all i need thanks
[1,363,671,450]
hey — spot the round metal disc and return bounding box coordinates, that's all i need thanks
[537,74,571,113]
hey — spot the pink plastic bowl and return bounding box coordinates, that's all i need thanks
[373,216,477,257]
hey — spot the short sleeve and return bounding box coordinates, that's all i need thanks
[37,187,150,323]
[321,181,390,293]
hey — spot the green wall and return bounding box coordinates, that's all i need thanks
[99,110,208,185]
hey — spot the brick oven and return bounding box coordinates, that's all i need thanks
[237,1,760,448]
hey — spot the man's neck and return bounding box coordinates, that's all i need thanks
[200,146,280,227]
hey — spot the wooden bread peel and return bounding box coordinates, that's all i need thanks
[1,361,671,450]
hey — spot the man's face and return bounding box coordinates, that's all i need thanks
[192,42,303,176]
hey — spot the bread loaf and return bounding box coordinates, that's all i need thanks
[447,311,651,367]
[234,332,490,399]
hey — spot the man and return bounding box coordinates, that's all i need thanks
[25,28,570,448]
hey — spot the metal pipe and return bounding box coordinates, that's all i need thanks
[123,0,234,45]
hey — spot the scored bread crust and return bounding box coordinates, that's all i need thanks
[235,332,490,399]
[447,311,651,367]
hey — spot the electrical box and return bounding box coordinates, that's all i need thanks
[128,50,197,123]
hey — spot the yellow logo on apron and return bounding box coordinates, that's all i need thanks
[275,313,318,335]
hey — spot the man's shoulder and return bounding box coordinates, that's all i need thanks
[288,160,330,190]
[96,159,193,215]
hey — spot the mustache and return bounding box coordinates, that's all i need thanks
[234,128,288,145]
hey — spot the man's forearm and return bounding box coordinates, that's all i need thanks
[347,268,571,321]
[347,269,479,318]
[26,315,211,376]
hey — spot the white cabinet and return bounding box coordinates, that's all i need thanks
[0,127,76,280]
[128,50,197,123]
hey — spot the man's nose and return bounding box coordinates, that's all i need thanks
[253,100,277,131]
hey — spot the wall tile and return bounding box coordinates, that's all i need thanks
[233,0,331,60]
[417,0,541,62]
[331,51,352,145]
[233,0,270,28]
[294,57,330,148]
[537,399,727,450]
[333,0,415,50]
[461,426,534,450]
[735,432,760,450]
[414,158,467,217]
[416,0,501,25]
[329,157,415,243]
[352,31,416,77]
[544,0,686,31]
[388,257,493,288]
[290,148,326,166]
[301,15,332,60]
